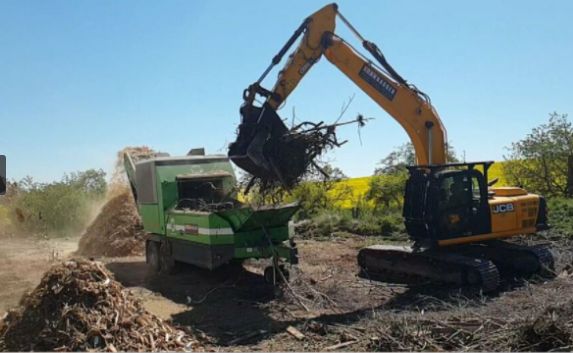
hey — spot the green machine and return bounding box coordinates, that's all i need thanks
[124,149,298,281]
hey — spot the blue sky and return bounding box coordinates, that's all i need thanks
[1,1,572,182]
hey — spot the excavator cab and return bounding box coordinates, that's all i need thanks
[403,162,492,247]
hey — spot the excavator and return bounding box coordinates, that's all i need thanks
[228,3,553,292]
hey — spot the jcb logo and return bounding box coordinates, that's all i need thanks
[492,203,514,214]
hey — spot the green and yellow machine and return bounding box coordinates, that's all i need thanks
[124,148,298,281]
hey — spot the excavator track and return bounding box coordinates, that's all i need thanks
[452,240,555,279]
[531,245,556,276]
[358,241,554,293]
[358,245,500,292]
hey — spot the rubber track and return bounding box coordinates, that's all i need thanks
[528,244,555,276]
[425,251,500,292]
[474,259,500,293]
[358,247,500,292]
[482,241,555,277]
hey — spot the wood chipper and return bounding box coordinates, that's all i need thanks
[124,148,298,282]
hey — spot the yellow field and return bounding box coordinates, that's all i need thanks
[240,161,509,208]
[487,162,507,186]
[328,161,509,209]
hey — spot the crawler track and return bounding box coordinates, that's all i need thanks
[358,240,554,292]
[358,245,500,292]
[454,241,555,278]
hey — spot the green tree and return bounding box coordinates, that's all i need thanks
[504,112,572,197]
[64,169,107,195]
[366,171,408,210]
[240,162,350,219]
[290,163,351,218]
[368,143,459,210]
[374,142,459,175]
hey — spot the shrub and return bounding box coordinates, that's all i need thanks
[295,209,406,240]
[9,169,107,236]
[547,197,573,236]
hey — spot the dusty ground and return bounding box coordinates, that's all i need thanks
[102,235,573,351]
[1,233,572,351]
[0,234,78,314]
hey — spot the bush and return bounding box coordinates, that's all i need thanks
[547,197,573,236]
[366,172,407,210]
[9,169,107,236]
[295,209,406,240]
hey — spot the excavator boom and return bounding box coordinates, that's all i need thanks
[228,3,446,188]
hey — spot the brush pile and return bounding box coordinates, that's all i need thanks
[274,300,573,352]
[76,189,145,257]
[516,300,573,351]
[368,302,573,351]
[0,259,199,352]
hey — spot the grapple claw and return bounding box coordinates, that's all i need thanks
[228,103,310,188]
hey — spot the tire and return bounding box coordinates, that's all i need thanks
[159,239,177,275]
[146,241,160,273]
[264,265,290,285]
[264,266,276,284]
[278,265,290,282]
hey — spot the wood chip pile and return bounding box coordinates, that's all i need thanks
[77,146,162,258]
[111,146,160,185]
[0,259,199,352]
[76,189,145,257]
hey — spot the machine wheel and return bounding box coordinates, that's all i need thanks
[146,241,160,273]
[159,240,177,275]
[264,265,289,285]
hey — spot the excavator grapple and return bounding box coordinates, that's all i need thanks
[229,100,363,188]
[228,103,312,188]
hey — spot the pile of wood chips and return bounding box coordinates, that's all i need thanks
[0,259,200,352]
[111,146,161,185]
[76,189,145,257]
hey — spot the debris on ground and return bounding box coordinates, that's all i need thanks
[0,259,200,352]
[76,189,145,257]
[355,299,573,352]
[286,326,305,340]
[3,228,572,352]
[257,297,573,352]
[517,300,573,351]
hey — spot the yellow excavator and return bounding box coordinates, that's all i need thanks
[228,3,553,291]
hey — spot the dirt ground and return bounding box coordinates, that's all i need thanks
[1,233,572,351]
[0,234,78,314]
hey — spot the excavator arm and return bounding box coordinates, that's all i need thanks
[230,3,447,187]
